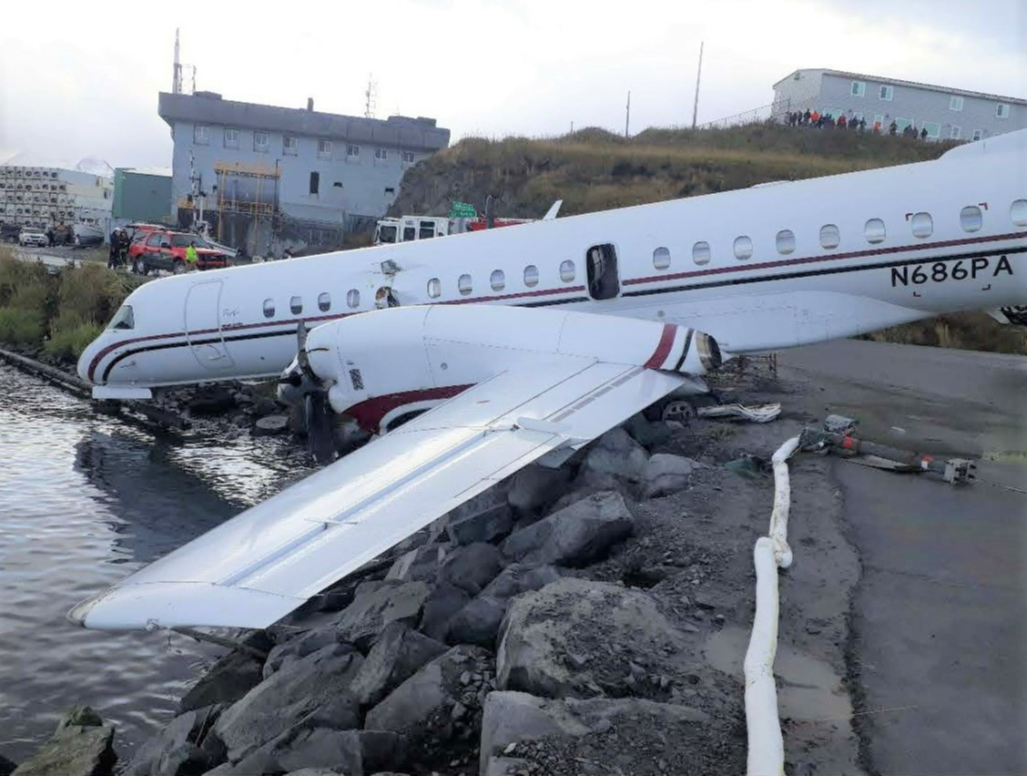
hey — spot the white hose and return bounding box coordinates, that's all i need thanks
[745,435,800,776]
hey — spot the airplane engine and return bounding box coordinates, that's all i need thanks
[302,305,722,436]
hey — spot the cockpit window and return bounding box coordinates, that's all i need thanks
[108,305,134,330]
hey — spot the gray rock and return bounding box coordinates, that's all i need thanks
[125,705,221,776]
[445,596,506,648]
[417,583,472,641]
[501,492,634,568]
[213,644,363,760]
[333,581,431,650]
[624,413,676,449]
[449,504,515,546]
[254,414,290,435]
[385,544,449,583]
[484,756,530,776]
[283,770,346,776]
[237,727,403,776]
[180,651,263,713]
[365,645,492,735]
[0,755,16,776]
[56,707,102,730]
[437,543,503,596]
[252,397,279,417]
[496,578,686,698]
[507,465,574,514]
[11,723,115,776]
[481,564,561,601]
[581,428,649,482]
[264,629,353,681]
[639,453,698,499]
[350,622,448,707]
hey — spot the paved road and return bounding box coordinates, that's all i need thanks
[779,340,1027,775]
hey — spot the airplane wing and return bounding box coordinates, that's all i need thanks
[71,358,689,631]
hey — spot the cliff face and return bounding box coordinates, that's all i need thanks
[389,124,953,221]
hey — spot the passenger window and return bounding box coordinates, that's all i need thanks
[560,260,576,282]
[490,270,506,291]
[910,212,933,239]
[585,244,619,299]
[346,289,359,308]
[733,236,753,260]
[776,229,796,255]
[960,206,983,232]
[865,218,886,244]
[652,247,670,270]
[1011,199,1027,227]
[458,274,473,295]
[318,292,331,312]
[524,265,539,287]
[263,299,275,318]
[692,241,711,265]
[820,224,841,249]
[427,278,441,298]
[290,296,303,314]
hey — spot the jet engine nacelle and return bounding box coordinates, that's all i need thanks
[304,305,721,432]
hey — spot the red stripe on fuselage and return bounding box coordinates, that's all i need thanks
[644,324,676,369]
[345,384,474,433]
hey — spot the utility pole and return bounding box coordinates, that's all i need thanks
[625,91,631,138]
[691,41,704,129]
[172,28,182,94]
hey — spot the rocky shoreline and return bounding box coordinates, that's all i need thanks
[2,360,862,776]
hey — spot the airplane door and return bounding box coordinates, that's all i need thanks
[185,281,235,370]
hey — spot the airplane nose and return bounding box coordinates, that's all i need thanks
[77,338,100,384]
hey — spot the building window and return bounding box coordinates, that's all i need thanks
[949,96,964,112]
[922,122,941,140]
[910,212,933,239]
[427,278,441,298]
[290,296,303,314]
[865,218,886,244]
[318,292,331,312]
[458,274,473,295]
[878,85,894,101]
[733,236,753,260]
[851,80,866,97]
[253,132,269,152]
[375,148,389,161]
[284,136,298,155]
[193,125,210,144]
[560,259,577,281]
[524,265,539,287]
[692,241,711,265]
[950,126,961,140]
[347,289,361,308]
[224,128,239,148]
[347,144,360,157]
[310,172,320,195]
[263,299,275,318]
[776,229,796,255]
[996,103,1010,119]
[402,151,415,163]
[960,206,983,233]
[490,269,506,291]
[1010,200,1027,227]
[318,139,333,158]
[819,224,841,249]
[972,129,983,141]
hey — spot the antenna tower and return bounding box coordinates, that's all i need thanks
[364,75,378,119]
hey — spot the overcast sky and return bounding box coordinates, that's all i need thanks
[1,0,1024,168]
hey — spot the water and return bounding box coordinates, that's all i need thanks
[0,364,314,761]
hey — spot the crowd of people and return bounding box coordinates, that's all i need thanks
[782,108,932,140]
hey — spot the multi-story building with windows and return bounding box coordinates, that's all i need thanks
[0,162,112,238]
[773,68,1027,141]
[158,91,450,255]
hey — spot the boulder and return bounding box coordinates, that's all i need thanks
[213,644,363,760]
[639,453,698,499]
[624,413,676,449]
[417,583,471,641]
[180,651,263,713]
[124,705,222,776]
[263,628,355,680]
[187,385,237,415]
[364,645,492,736]
[384,544,449,583]
[483,757,529,776]
[480,564,561,601]
[449,504,514,546]
[254,415,290,436]
[350,622,448,707]
[506,465,574,514]
[479,692,710,774]
[232,728,403,776]
[251,397,279,417]
[437,543,504,596]
[11,711,116,776]
[580,428,649,482]
[332,581,431,650]
[496,578,687,699]
[0,755,16,776]
[445,596,506,648]
[500,492,633,568]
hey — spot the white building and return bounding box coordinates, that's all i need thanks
[0,156,113,235]
[773,69,1027,141]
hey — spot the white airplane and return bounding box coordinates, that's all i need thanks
[71,130,1027,631]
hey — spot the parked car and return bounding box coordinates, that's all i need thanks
[18,227,50,247]
[128,229,230,274]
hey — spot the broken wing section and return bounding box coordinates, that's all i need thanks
[71,360,687,631]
